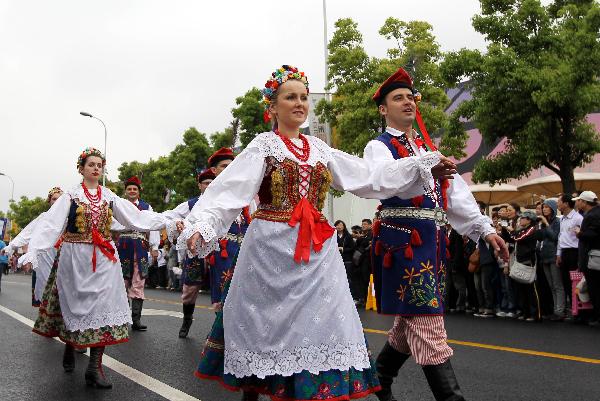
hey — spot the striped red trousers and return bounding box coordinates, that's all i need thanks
[388,315,453,365]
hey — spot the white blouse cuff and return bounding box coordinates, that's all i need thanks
[166,220,180,243]
[179,221,220,258]
[18,252,39,271]
[467,215,496,242]
[2,244,14,257]
[418,152,441,190]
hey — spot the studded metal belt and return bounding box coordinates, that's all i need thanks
[379,207,448,227]
[119,231,148,242]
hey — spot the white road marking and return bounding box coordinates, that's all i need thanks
[0,304,202,401]
[143,308,184,318]
[2,280,30,286]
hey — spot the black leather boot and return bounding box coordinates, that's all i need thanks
[179,303,195,338]
[241,391,259,401]
[62,343,75,373]
[85,346,112,389]
[375,341,410,401]
[131,298,147,331]
[422,360,465,401]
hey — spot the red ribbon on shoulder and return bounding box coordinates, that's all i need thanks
[288,197,335,264]
[91,229,117,272]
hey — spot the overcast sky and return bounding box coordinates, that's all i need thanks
[0,0,488,212]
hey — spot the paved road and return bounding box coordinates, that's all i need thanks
[1,273,599,401]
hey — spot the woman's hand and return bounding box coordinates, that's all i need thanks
[431,156,457,180]
[22,262,32,273]
[176,220,185,232]
[187,232,206,256]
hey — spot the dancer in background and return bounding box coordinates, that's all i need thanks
[116,176,160,331]
[2,187,63,306]
[21,147,168,389]
[161,168,215,338]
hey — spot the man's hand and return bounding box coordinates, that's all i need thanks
[22,262,32,273]
[212,302,223,312]
[485,233,509,263]
[151,249,158,263]
[556,255,562,267]
[431,155,457,180]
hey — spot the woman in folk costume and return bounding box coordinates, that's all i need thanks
[20,147,169,389]
[365,68,508,401]
[4,186,63,306]
[184,65,454,401]
[161,168,215,338]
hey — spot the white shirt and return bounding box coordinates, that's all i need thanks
[183,131,441,252]
[363,127,495,242]
[557,209,583,255]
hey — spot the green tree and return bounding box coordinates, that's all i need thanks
[441,0,600,193]
[316,18,452,155]
[231,88,271,148]
[7,196,48,231]
[210,127,234,150]
[117,127,212,212]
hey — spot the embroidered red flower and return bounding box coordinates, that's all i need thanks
[353,380,363,392]
[275,384,286,396]
[101,331,115,342]
[318,383,332,395]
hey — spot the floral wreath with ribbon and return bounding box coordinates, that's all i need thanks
[76,147,105,170]
[261,65,309,123]
[46,186,63,203]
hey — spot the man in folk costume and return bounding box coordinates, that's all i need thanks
[366,68,508,401]
[168,148,253,336]
[116,176,160,331]
[162,168,215,338]
[201,148,253,308]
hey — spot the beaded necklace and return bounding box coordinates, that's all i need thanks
[275,129,310,162]
[81,181,102,229]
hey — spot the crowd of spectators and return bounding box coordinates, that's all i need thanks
[445,191,600,327]
[335,218,374,307]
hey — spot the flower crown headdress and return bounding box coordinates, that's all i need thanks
[77,147,105,169]
[261,65,309,122]
[46,186,63,203]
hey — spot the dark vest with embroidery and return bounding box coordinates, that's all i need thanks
[371,132,449,316]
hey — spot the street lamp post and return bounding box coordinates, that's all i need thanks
[322,0,335,221]
[80,111,108,186]
[0,172,14,202]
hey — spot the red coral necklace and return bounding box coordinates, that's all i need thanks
[81,182,102,228]
[276,129,310,162]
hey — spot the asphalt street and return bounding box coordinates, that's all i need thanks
[1,273,599,401]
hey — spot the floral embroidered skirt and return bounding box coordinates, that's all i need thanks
[32,257,129,348]
[195,280,381,400]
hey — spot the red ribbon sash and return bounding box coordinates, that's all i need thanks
[91,229,117,272]
[288,197,335,264]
